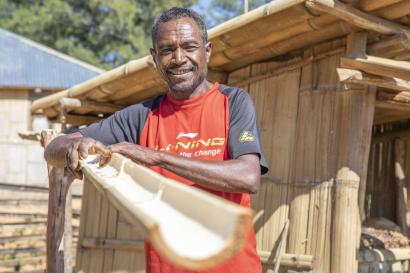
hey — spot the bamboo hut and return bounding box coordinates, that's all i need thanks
[31,0,410,272]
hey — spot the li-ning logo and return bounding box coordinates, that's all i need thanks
[156,137,226,152]
[239,131,255,142]
[176,132,198,139]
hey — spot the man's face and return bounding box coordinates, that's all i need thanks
[151,18,211,96]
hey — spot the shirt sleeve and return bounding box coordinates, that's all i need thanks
[227,89,269,175]
[79,103,148,145]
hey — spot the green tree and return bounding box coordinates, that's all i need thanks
[0,0,196,69]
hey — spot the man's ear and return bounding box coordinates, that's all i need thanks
[205,42,212,63]
[150,48,158,67]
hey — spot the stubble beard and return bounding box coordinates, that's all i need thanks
[166,66,208,95]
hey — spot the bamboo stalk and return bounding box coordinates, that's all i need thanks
[331,168,360,273]
[367,35,410,58]
[341,55,410,81]
[378,90,410,103]
[394,138,408,235]
[337,68,410,92]
[59,98,123,114]
[374,0,410,20]
[305,0,410,38]
[207,0,305,39]
[358,0,402,12]
[30,57,153,112]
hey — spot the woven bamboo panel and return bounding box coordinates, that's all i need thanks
[75,180,145,273]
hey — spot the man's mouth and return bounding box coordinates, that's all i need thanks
[167,67,194,76]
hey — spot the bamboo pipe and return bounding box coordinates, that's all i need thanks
[30,56,153,113]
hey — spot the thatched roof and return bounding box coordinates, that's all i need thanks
[31,0,410,125]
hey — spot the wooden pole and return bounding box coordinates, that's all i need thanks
[394,138,408,235]
[331,168,360,273]
[41,128,74,273]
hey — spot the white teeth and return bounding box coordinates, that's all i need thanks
[169,69,192,75]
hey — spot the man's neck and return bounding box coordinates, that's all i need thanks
[168,80,213,100]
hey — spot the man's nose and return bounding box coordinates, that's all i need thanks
[172,48,186,65]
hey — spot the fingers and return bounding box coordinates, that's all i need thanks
[93,141,112,158]
[67,143,80,172]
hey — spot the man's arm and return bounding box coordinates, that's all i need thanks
[110,142,261,194]
[45,133,260,193]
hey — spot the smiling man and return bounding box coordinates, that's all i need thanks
[44,7,268,273]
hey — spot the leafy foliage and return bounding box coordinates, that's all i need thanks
[0,0,196,69]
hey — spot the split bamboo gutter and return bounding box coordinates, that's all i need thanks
[81,154,253,270]
[31,0,410,124]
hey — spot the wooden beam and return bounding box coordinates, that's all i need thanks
[50,114,101,126]
[81,237,314,269]
[378,90,410,103]
[341,55,410,81]
[373,128,410,143]
[59,98,123,114]
[376,100,410,112]
[81,153,253,270]
[337,68,410,91]
[305,0,410,40]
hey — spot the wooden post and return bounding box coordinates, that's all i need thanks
[331,168,360,273]
[345,32,369,224]
[41,129,74,273]
[394,138,408,235]
[59,99,73,273]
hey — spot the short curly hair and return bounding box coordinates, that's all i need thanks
[151,7,207,47]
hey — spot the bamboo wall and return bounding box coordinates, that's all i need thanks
[228,39,375,273]
[75,180,145,273]
[366,122,410,221]
[75,39,376,273]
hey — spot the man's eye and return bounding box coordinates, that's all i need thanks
[160,48,172,54]
[185,46,197,52]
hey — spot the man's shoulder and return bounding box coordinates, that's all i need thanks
[219,84,253,106]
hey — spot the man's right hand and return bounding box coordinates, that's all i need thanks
[44,132,112,179]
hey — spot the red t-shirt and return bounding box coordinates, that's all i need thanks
[81,82,268,273]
